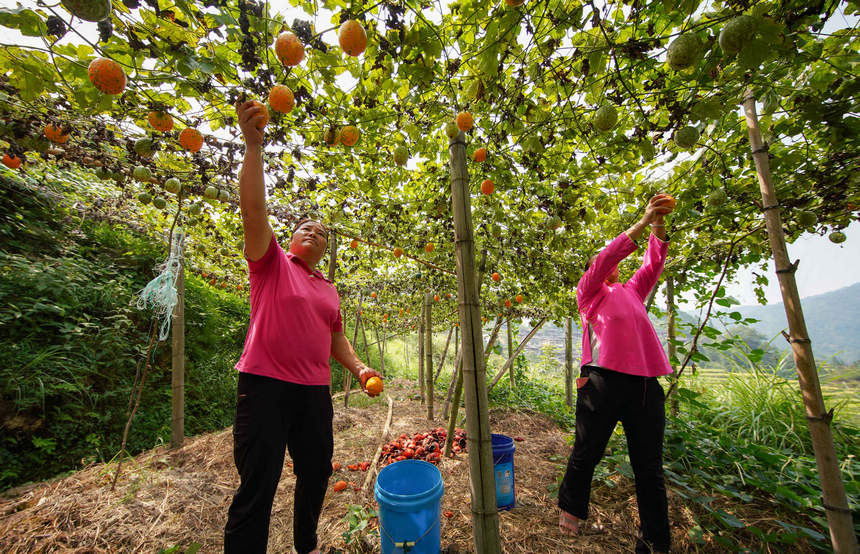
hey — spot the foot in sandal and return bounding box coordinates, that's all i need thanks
[559,510,580,536]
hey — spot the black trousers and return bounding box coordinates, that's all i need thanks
[558,366,670,553]
[224,372,334,554]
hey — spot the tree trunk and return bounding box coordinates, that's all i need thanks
[564,316,573,409]
[418,301,425,404]
[425,292,434,420]
[489,317,547,390]
[170,243,184,449]
[449,129,501,553]
[743,91,856,553]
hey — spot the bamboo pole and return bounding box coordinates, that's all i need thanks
[564,316,573,409]
[425,292,434,420]
[489,317,547,390]
[433,326,454,383]
[327,230,337,282]
[443,352,461,421]
[449,129,501,553]
[507,318,514,388]
[666,277,679,415]
[362,394,394,493]
[743,91,856,553]
[343,295,363,408]
[375,325,385,376]
[170,241,184,449]
[418,301,425,404]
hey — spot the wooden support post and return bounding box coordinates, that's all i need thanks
[433,326,454,383]
[449,129,500,553]
[564,316,573,409]
[743,91,856,553]
[425,292,434,420]
[343,297,362,408]
[418,301,425,404]
[666,277,679,415]
[170,239,184,449]
[507,318,514,388]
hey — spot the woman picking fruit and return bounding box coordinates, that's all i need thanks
[224,99,382,554]
[558,194,675,554]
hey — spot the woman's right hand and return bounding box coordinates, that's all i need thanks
[235,100,266,148]
[644,193,675,223]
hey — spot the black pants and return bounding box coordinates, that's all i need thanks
[224,372,334,554]
[558,366,670,553]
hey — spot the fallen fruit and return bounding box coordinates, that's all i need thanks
[333,480,348,492]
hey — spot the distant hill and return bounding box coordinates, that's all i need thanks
[734,282,860,365]
[502,282,860,367]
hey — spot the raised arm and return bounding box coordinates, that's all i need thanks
[626,194,674,301]
[236,100,273,262]
[331,332,383,396]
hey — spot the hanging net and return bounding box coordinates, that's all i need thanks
[137,230,184,341]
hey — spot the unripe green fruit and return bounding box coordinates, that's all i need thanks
[137,192,152,205]
[152,196,167,210]
[666,34,701,70]
[218,189,230,202]
[394,145,409,166]
[164,177,181,194]
[719,15,757,55]
[707,189,728,207]
[134,137,155,158]
[593,105,618,132]
[61,0,111,21]
[829,231,846,244]
[674,126,700,149]
[111,170,125,183]
[445,121,460,140]
[133,165,152,180]
[188,202,203,216]
[546,215,562,230]
[204,186,218,199]
[797,210,817,227]
[96,166,110,180]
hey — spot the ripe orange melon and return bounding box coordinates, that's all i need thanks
[249,100,269,129]
[274,31,304,67]
[2,153,22,169]
[473,147,487,162]
[393,247,403,258]
[88,57,126,95]
[179,128,204,152]
[44,124,70,143]
[456,111,474,132]
[340,125,359,146]
[338,19,367,57]
[148,111,174,132]
[481,179,494,195]
[365,376,384,395]
[268,85,295,114]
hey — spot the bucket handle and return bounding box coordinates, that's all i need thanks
[380,518,440,553]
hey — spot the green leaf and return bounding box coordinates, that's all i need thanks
[0,7,46,37]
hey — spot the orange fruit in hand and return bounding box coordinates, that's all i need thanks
[2,153,22,169]
[366,376,383,395]
[249,100,269,128]
[456,111,474,132]
[148,111,174,132]
[658,194,676,210]
[179,128,204,152]
[473,147,487,162]
[88,57,126,95]
[338,19,367,57]
[274,31,305,66]
[268,85,295,114]
[340,125,359,146]
[481,179,494,195]
[44,124,70,143]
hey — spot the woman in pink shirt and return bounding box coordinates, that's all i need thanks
[558,195,675,553]
[224,100,382,554]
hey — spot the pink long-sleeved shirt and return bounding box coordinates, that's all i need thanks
[576,232,672,377]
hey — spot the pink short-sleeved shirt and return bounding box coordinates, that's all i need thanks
[234,235,343,385]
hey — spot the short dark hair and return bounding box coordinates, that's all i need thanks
[292,218,329,240]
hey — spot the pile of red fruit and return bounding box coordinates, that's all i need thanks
[381,427,467,466]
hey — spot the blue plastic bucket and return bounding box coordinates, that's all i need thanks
[374,459,444,554]
[492,433,516,510]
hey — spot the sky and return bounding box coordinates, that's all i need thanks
[2,0,858,307]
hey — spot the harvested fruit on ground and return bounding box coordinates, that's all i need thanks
[360,461,370,471]
[347,464,359,471]
[514,436,524,441]
[333,480,347,492]
[332,462,341,471]
[444,510,454,518]
[380,427,467,466]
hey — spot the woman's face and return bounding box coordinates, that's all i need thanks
[289,221,328,265]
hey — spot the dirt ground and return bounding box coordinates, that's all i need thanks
[0,378,819,553]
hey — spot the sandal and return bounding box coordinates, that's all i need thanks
[559,510,580,536]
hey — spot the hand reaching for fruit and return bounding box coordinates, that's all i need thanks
[235,100,266,148]
[359,368,383,397]
[646,193,676,220]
